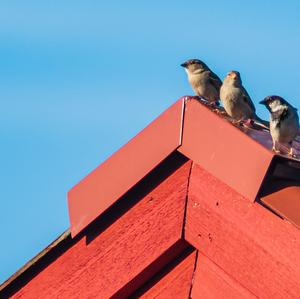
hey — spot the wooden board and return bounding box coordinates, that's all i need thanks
[191,253,256,299]
[138,250,197,299]
[11,161,192,299]
[185,163,300,299]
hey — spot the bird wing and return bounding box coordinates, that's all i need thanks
[208,71,222,91]
[241,86,256,113]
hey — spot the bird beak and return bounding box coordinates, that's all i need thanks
[259,99,266,105]
[180,62,187,68]
[228,72,237,79]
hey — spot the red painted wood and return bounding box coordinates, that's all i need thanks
[139,250,197,299]
[12,161,192,299]
[68,98,185,236]
[185,163,300,298]
[111,240,189,299]
[191,253,256,299]
[178,98,274,201]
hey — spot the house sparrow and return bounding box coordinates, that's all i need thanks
[181,59,222,105]
[260,95,299,156]
[220,71,268,127]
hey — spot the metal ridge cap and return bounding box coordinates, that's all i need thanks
[68,98,186,237]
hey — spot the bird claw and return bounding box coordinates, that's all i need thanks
[241,119,254,127]
[272,145,281,154]
[288,147,297,158]
[214,108,227,115]
[209,102,219,112]
[231,119,244,126]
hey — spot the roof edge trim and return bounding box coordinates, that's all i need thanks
[68,98,186,237]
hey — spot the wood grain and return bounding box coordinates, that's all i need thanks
[139,250,197,299]
[185,163,300,299]
[191,253,256,299]
[12,161,192,299]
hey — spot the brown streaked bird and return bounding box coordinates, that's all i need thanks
[220,70,268,127]
[260,95,299,156]
[181,59,222,105]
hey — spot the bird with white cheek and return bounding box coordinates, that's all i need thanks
[181,59,222,106]
[259,95,299,156]
[220,71,268,127]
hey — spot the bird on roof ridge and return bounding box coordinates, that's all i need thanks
[260,95,299,157]
[181,59,222,107]
[220,70,269,129]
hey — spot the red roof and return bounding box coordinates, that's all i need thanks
[1,97,300,298]
[68,97,300,236]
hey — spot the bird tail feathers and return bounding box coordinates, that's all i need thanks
[253,115,270,130]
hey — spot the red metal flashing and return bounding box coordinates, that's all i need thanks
[178,98,274,201]
[261,186,300,228]
[68,98,185,237]
[4,97,300,298]
[258,156,300,228]
[68,97,300,237]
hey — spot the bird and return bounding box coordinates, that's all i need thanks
[260,95,299,156]
[220,71,268,127]
[181,59,222,106]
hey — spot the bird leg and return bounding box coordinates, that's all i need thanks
[210,102,227,115]
[240,119,254,127]
[272,141,281,154]
[231,119,244,126]
[207,101,228,115]
[288,142,296,158]
[288,147,295,157]
[214,107,227,115]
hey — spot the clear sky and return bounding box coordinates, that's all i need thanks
[1,1,300,284]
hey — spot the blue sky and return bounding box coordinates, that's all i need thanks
[1,1,300,284]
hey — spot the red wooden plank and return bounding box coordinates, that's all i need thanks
[178,98,274,201]
[68,98,185,236]
[111,240,190,299]
[11,160,192,299]
[191,253,256,299]
[139,250,197,299]
[185,163,300,298]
